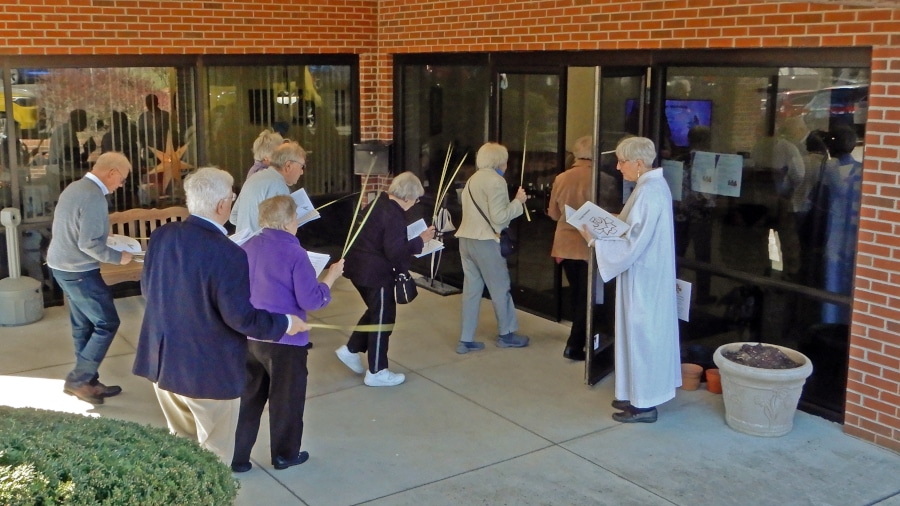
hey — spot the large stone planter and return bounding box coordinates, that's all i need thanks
[713,342,813,437]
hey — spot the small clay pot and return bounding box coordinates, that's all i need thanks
[706,368,722,394]
[681,363,703,391]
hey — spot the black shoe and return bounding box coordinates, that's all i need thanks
[231,462,252,473]
[63,382,104,404]
[612,407,658,423]
[610,399,632,410]
[563,346,586,361]
[90,379,122,398]
[273,451,309,470]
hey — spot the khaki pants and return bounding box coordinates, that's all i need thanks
[154,383,240,464]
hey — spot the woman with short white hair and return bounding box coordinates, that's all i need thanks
[247,129,284,178]
[585,136,680,424]
[455,142,529,354]
[232,195,344,472]
[338,171,435,387]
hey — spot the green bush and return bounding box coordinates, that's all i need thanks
[0,406,238,505]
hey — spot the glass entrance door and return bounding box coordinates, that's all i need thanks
[496,70,563,319]
[586,68,647,385]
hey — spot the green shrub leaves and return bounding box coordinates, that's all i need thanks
[0,407,237,505]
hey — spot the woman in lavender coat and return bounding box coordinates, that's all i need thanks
[231,195,344,473]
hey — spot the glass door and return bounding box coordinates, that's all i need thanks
[496,70,564,319]
[586,67,648,385]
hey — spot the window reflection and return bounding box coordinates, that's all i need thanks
[205,65,353,196]
[660,66,867,353]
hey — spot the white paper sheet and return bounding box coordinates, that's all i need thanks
[307,251,330,278]
[107,234,142,254]
[291,188,321,226]
[676,279,692,322]
[228,228,259,246]
[661,159,684,201]
[407,218,427,240]
[566,201,629,239]
[415,238,445,258]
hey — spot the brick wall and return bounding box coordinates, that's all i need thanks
[1,0,898,451]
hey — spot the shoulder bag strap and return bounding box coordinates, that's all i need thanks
[467,185,500,237]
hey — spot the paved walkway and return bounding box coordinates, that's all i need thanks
[3,278,899,505]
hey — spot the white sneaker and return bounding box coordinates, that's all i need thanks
[335,345,365,374]
[364,369,405,387]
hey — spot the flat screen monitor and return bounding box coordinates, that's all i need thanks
[664,99,712,147]
[623,99,713,148]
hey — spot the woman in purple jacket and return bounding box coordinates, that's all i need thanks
[231,195,344,473]
[336,172,435,387]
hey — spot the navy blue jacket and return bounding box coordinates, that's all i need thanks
[344,192,424,288]
[132,216,287,400]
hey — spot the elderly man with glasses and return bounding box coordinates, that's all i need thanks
[47,152,134,405]
[230,140,307,235]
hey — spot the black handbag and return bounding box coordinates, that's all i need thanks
[468,186,518,257]
[394,270,418,304]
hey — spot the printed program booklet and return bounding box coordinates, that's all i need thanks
[564,201,629,239]
[407,218,445,258]
[291,188,321,226]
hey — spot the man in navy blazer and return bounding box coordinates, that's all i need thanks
[133,166,307,464]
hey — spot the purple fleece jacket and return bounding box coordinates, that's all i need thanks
[242,228,332,346]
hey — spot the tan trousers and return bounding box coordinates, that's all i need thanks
[153,383,240,464]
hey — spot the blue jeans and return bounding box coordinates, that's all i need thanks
[51,268,120,386]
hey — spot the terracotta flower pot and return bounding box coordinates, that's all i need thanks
[706,368,722,394]
[713,342,813,437]
[680,363,703,391]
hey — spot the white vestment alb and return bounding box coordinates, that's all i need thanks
[594,170,681,408]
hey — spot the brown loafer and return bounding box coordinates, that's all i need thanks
[63,382,104,404]
[90,380,122,398]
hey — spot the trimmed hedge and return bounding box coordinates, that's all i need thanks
[0,406,238,505]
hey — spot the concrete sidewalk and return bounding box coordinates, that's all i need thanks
[2,278,899,505]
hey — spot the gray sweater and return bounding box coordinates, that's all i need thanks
[47,177,122,272]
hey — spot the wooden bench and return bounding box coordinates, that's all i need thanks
[100,207,189,286]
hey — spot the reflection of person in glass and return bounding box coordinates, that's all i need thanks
[101,110,142,209]
[48,109,96,178]
[582,137,680,424]
[821,126,862,324]
[673,126,715,305]
[138,93,171,164]
[547,135,595,361]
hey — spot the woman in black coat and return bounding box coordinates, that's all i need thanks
[336,171,434,387]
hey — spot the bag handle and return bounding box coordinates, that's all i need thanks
[467,185,500,238]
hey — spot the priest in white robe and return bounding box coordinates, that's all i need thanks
[587,136,681,423]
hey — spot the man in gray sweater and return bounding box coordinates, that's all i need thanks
[48,152,134,404]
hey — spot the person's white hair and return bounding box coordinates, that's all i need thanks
[572,135,593,160]
[184,167,234,218]
[615,137,657,167]
[252,129,284,162]
[475,142,509,171]
[388,171,424,202]
[258,195,297,231]
[269,141,307,170]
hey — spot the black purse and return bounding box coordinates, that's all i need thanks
[394,270,418,304]
[467,186,518,257]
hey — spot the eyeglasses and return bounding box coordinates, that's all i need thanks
[289,160,306,170]
[617,159,631,166]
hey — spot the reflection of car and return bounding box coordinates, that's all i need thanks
[776,85,869,139]
[9,68,48,85]
[802,85,868,137]
[0,87,39,131]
